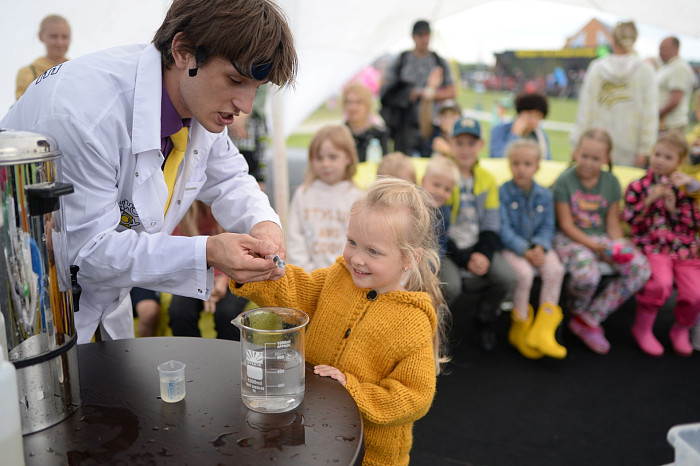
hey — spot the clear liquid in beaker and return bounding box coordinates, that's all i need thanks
[159,375,186,403]
[241,348,304,413]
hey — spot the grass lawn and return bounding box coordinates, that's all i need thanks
[286,87,579,162]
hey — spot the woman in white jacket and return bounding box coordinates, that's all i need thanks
[572,21,658,168]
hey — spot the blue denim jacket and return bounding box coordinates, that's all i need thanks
[498,179,555,256]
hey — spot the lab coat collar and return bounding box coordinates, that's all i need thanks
[131,44,163,156]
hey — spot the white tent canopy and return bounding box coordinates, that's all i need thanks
[3,0,700,222]
[3,0,700,136]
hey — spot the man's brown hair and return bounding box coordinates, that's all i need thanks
[153,0,297,87]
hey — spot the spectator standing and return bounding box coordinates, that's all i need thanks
[572,21,658,168]
[657,36,697,134]
[380,20,455,156]
[16,15,71,100]
[418,65,462,158]
[342,82,389,162]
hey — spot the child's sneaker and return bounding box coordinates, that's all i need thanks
[568,316,610,355]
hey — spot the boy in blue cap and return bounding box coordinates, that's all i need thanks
[442,117,517,350]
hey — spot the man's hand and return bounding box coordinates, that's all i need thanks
[206,231,281,284]
[249,221,286,280]
[467,252,490,276]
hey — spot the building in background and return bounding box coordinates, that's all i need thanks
[490,18,614,97]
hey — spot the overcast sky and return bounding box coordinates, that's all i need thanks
[390,1,700,65]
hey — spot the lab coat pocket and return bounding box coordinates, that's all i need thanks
[181,181,205,208]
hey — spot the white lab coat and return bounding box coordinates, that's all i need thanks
[1,44,280,343]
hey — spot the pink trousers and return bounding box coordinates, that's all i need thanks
[635,254,700,327]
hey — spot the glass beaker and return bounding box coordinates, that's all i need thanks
[232,307,309,413]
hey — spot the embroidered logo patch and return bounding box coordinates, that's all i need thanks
[119,199,141,229]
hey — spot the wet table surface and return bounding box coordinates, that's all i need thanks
[23,337,364,465]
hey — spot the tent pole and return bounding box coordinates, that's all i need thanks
[271,89,289,232]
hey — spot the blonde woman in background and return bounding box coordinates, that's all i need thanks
[342,82,389,162]
[571,21,658,168]
[16,15,71,100]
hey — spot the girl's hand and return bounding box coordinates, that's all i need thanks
[592,242,611,262]
[314,365,347,387]
[670,171,692,188]
[663,187,677,214]
[646,184,667,205]
[524,245,545,267]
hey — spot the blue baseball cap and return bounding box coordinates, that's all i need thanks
[452,117,481,139]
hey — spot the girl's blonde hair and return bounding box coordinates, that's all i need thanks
[377,152,416,183]
[351,178,451,375]
[303,124,359,187]
[612,21,638,53]
[423,153,459,186]
[656,130,690,162]
[342,82,373,111]
[575,127,614,171]
[505,139,542,161]
[39,15,70,36]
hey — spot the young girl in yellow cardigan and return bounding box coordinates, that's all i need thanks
[230,178,450,466]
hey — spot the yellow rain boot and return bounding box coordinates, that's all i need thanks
[508,305,544,359]
[526,303,567,359]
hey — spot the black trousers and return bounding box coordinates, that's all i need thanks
[168,289,247,341]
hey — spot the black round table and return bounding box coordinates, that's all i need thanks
[23,337,364,465]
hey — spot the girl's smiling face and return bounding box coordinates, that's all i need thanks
[343,210,407,294]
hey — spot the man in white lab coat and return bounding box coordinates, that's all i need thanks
[1,0,298,343]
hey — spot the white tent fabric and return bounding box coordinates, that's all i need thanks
[3,0,700,135]
[3,0,700,223]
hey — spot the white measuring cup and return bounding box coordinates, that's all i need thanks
[232,307,309,413]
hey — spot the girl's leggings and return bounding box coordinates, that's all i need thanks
[553,233,650,323]
[501,249,565,319]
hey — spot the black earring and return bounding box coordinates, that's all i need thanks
[188,46,207,78]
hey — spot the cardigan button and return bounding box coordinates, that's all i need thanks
[344,328,351,339]
[367,290,378,300]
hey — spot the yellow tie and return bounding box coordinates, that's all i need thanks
[163,126,188,213]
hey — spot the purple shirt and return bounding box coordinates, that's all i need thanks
[161,80,191,164]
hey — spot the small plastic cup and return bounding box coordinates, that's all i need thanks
[157,360,186,403]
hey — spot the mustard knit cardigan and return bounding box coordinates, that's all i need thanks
[231,256,438,466]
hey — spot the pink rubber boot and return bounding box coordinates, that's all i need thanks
[670,324,693,357]
[631,308,663,357]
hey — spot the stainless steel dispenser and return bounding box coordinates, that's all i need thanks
[0,129,81,434]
